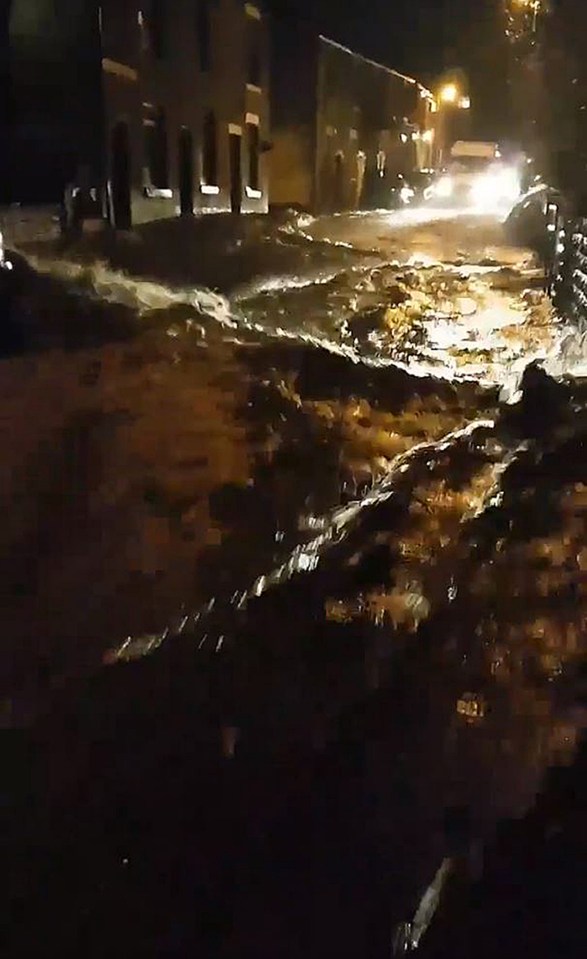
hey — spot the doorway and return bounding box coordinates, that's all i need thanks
[355,151,366,209]
[229,132,242,213]
[111,121,132,230]
[178,127,194,215]
[333,151,345,211]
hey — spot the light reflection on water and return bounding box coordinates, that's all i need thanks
[3,240,584,786]
[4,214,587,956]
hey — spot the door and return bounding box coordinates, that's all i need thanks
[111,121,132,230]
[333,152,345,211]
[355,151,366,209]
[229,132,242,213]
[178,128,194,216]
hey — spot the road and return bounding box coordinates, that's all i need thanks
[4,209,587,956]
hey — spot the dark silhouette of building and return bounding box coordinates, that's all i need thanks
[502,0,549,165]
[270,19,437,213]
[7,0,269,226]
[542,0,587,204]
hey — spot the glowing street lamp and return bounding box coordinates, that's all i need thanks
[434,81,471,166]
[439,83,459,105]
[511,0,541,32]
[437,85,470,110]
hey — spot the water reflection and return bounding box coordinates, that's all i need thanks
[0,332,251,720]
[4,217,587,956]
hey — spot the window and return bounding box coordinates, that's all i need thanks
[141,0,166,58]
[197,1,211,72]
[247,28,261,86]
[248,47,261,87]
[202,111,218,185]
[144,109,168,190]
[247,121,259,191]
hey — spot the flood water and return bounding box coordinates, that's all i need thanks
[4,210,587,956]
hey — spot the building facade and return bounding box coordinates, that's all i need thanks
[270,21,437,213]
[8,0,270,226]
[541,0,587,202]
[503,0,549,164]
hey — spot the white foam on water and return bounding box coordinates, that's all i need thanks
[105,417,496,665]
[23,254,238,328]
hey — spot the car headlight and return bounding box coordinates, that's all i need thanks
[471,176,496,205]
[497,168,521,200]
[400,186,415,204]
[472,169,520,207]
[0,233,11,271]
[435,176,453,199]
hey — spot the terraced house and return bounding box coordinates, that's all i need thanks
[8,1,270,226]
[270,17,437,213]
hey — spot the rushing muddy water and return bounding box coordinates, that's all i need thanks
[4,210,587,957]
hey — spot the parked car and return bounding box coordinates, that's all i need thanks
[388,173,415,209]
[0,228,13,275]
[387,171,437,209]
[504,183,564,260]
[406,170,436,203]
[0,230,32,355]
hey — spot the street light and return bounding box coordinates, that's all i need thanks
[439,83,459,105]
[435,83,471,167]
[511,0,541,32]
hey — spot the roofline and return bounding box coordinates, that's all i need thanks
[318,35,435,100]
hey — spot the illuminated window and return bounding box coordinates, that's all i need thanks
[144,109,168,189]
[247,122,259,190]
[202,111,218,185]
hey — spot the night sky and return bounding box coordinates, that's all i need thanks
[266,0,451,79]
[267,0,512,138]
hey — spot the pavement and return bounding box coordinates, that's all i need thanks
[3,207,587,957]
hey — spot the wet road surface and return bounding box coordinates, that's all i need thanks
[3,209,587,956]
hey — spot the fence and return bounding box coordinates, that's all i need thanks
[553,216,587,326]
